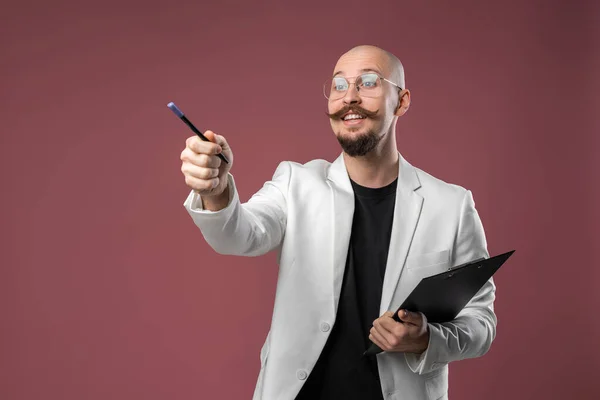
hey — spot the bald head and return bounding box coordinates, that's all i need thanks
[335,45,405,89]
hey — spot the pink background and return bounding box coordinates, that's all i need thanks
[2,0,599,398]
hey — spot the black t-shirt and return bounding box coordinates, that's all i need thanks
[296,177,397,400]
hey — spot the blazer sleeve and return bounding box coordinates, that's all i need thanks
[404,189,497,374]
[183,161,291,257]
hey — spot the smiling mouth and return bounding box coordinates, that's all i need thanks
[342,113,366,121]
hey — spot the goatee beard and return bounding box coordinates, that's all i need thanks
[327,105,381,157]
[337,130,381,157]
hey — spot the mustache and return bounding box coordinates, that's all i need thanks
[326,104,379,120]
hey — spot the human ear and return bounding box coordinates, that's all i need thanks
[395,89,411,117]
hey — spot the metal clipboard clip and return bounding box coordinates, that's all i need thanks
[447,257,486,271]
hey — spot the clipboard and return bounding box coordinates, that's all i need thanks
[364,250,515,356]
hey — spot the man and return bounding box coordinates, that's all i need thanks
[180,45,496,400]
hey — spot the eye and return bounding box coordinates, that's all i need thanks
[359,73,379,88]
[333,78,348,91]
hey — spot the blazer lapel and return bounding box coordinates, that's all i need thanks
[327,154,355,313]
[379,154,423,315]
[326,153,423,315]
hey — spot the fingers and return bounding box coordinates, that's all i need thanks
[369,310,429,353]
[185,132,222,156]
[181,153,221,192]
[372,314,406,349]
[369,326,390,350]
[370,315,393,350]
[181,163,220,180]
[181,148,222,169]
[180,130,233,195]
[205,130,230,149]
[378,311,400,331]
[398,309,426,327]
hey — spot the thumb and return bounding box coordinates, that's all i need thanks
[398,309,425,326]
[203,130,218,143]
[206,131,229,149]
[214,134,229,148]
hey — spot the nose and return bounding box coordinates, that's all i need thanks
[342,82,361,105]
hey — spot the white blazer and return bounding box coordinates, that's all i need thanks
[184,153,496,400]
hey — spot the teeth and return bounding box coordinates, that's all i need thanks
[343,114,365,120]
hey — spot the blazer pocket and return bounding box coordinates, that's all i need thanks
[405,250,450,270]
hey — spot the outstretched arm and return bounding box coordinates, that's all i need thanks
[184,161,291,257]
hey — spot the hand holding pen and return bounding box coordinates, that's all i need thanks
[169,102,234,209]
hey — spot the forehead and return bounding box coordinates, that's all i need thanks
[332,49,390,77]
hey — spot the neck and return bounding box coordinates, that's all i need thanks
[343,129,399,188]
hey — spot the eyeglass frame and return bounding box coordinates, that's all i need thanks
[323,72,403,100]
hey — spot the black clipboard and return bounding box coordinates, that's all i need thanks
[364,250,515,356]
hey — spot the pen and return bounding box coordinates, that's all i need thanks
[363,345,382,356]
[167,101,229,164]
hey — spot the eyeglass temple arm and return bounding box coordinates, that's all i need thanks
[382,77,403,90]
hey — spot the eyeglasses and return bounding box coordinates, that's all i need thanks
[323,72,402,100]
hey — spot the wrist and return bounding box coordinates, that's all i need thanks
[201,184,229,211]
[414,331,430,354]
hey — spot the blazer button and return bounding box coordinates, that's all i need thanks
[320,322,331,332]
[296,369,308,380]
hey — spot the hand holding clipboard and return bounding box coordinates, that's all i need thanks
[364,250,515,356]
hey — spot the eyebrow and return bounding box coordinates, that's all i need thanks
[333,68,383,77]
